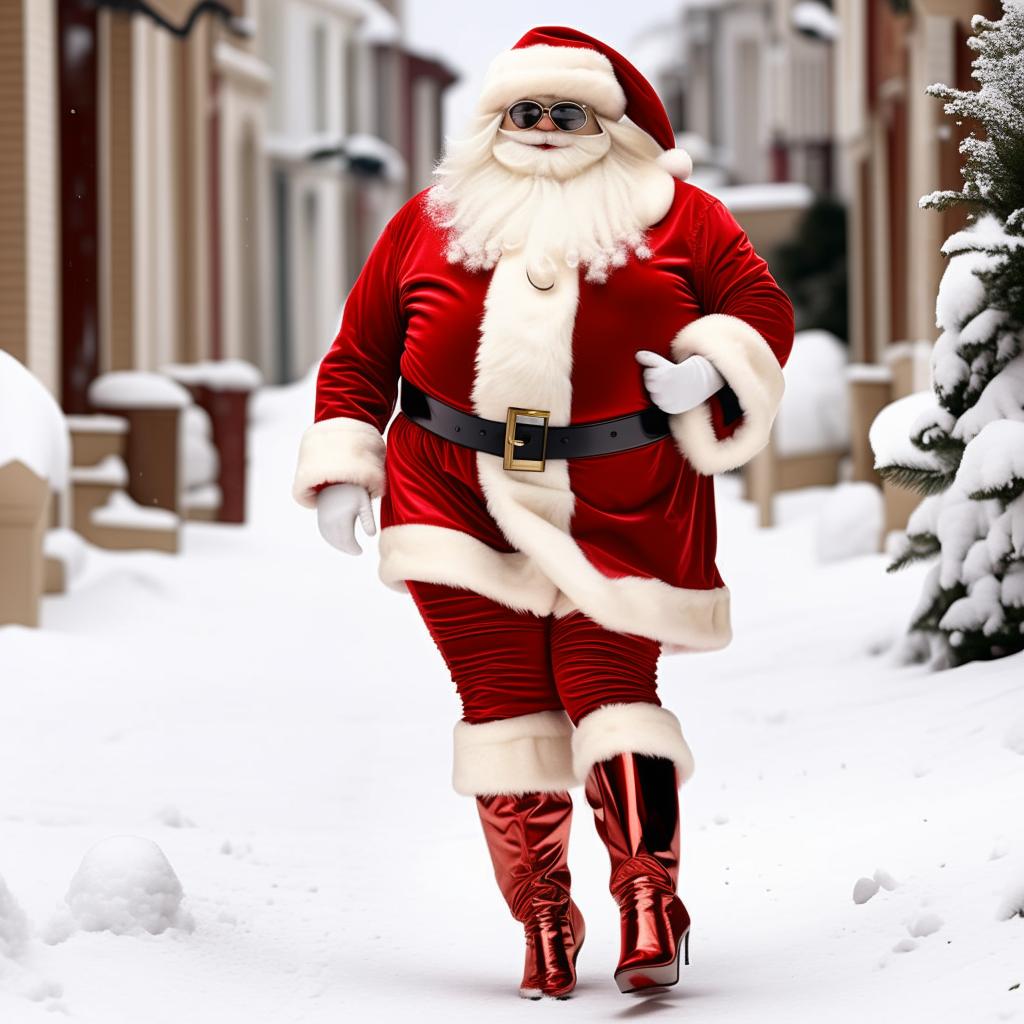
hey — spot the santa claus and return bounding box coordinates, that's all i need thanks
[293,25,793,1000]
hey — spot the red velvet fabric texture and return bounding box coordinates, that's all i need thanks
[406,578,662,726]
[313,180,794,597]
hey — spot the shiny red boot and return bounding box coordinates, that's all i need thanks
[476,790,586,999]
[584,752,691,993]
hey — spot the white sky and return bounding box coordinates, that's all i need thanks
[403,0,685,135]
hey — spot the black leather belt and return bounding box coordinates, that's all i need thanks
[399,376,670,472]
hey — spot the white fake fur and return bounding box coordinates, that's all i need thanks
[667,313,786,475]
[656,147,693,181]
[378,523,559,615]
[292,416,386,508]
[465,247,732,652]
[477,44,627,119]
[452,709,577,796]
[572,702,695,786]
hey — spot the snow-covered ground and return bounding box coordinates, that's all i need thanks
[1,374,1022,1022]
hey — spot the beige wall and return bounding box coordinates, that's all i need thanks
[0,0,58,395]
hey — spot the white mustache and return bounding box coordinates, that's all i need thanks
[496,127,576,148]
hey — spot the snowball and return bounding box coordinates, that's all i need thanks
[874,868,898,890]
[0,873,29,960]
[64,836,193,935]
[814,482,883,562]
[853,877,879,904]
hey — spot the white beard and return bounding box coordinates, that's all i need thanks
[426,114,676,284]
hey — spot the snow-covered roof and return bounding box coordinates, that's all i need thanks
[0,350,70,492]
[265,131,406,183]
[700,181,815,212]
[792,1,839,41]
[350,0,400,45]
[161,360,263,393]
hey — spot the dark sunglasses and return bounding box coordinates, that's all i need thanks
[506,99,590,133]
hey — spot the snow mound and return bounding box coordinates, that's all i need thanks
[63,837,193,936]
[0,873,29,960]
[0,349,70,491]
[815,482,883,562]
[774,329,851,457]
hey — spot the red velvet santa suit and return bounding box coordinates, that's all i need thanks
[293,179,794,655]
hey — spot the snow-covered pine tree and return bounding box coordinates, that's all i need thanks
[878,2,1024,669]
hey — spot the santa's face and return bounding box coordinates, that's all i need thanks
[492,94,611,180]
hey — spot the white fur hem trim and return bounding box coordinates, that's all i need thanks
[453,710,578,796]
[667,313,786,475]
[572,702,695,786]
[378,523,559,615]
[377,520,731,651]
[292,417,386,508]
[477,44,626,119]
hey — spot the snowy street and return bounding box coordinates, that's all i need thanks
[1,373,1022,1022]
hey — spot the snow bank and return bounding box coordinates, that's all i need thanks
[774,329,850,456]
[43,528,89,584]
[62,837,193,936]
[91,492,180,530]
[814,482,884,562]
[0,873,29,961]
[0,350,70,491]
[88,371,191,410]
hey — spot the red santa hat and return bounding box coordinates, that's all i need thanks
[476,24,693,180]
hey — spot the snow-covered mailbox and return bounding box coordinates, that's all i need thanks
[161,360,262,523]
[79,372,189,554]
[0,351,69,627]
[743,330,851,527]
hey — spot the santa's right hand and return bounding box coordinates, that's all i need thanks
[316,482,377,555]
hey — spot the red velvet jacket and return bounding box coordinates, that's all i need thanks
[293,180,794,654]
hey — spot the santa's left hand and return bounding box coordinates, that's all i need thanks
[635,349,726,415]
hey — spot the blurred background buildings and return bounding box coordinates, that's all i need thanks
[0,0,1007,624]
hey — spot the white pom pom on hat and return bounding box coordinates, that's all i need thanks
[477,24,693,181]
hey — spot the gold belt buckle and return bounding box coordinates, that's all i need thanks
[503,406,550,471]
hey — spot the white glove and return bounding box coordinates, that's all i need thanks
[635,349,727,415]
[316,482,377,555]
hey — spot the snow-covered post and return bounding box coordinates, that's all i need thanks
[162,360,263,524]
[88,372,191,516]
[0,351,70,627]
[871,6,1024,668]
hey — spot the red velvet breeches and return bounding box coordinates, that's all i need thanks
[405,579,663,726]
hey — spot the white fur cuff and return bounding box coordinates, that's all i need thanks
[292,416,387,508]
[452,710,578,796]
[667,313,786,475]
[572,702,695,787]
[477,45,627,120]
